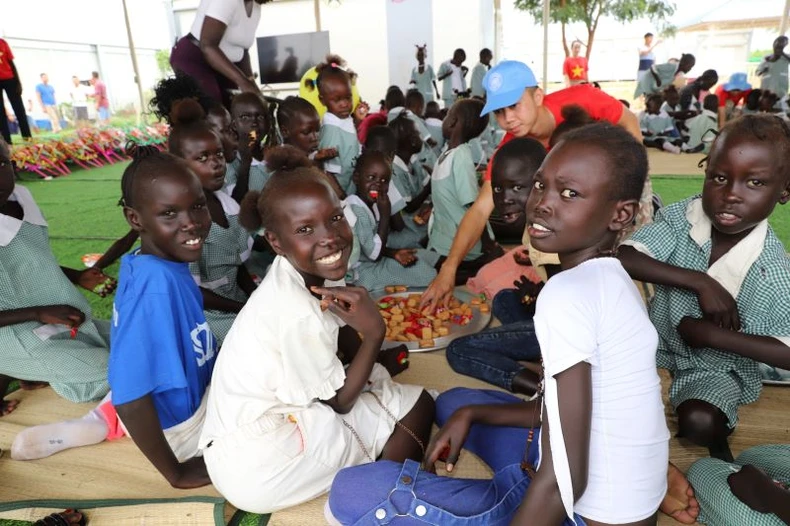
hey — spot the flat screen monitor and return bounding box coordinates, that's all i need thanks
[256,31,331,84]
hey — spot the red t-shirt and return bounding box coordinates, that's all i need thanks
[484,84,624,181]
[714,85,750,108]
[562,56,588,82]
[0,39,15,81]
[93,80,109,109]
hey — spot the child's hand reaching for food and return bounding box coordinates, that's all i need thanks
[514,276,543,306]
[378,344,410,377]
[77,268,117,297]
[312,286,385,341]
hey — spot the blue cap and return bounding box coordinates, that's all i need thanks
[723,72,751,92]
[480,61,538,116]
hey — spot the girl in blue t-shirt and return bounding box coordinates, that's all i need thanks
[12,149,218,489]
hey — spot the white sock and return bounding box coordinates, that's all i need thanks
[11,407,109,460]
[662,142,681,154]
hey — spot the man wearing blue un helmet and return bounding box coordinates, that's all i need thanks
[422,60,646,310]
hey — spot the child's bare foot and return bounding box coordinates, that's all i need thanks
[1,399,19,416]
[34,508,85,525]
[660,462,700,524]
[20,380,49,391]
[378,345,410,377]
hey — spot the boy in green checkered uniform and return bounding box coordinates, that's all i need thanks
[619,114,790,464]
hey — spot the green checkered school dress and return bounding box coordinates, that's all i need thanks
[428,144,493,260]
[223,156,241,189]
[189,191,253,345]
[687,444,790,526]
[387,156,428,250]
[344,196,437,292]
[0,196,109,402]
[626,197,790,427]
[319,114,361,195]
[224,158,272,194]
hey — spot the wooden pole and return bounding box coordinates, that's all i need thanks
[122,0,147,125]
[542,0,550,90]
[781,0,790,35]
[314,0,322,31]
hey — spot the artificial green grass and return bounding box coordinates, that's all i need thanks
[18,163,129,319]
[16,167,790,321]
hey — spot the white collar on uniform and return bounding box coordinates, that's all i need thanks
[0,186,47,247]
[700,109,718,120]
[344,193,380,223]
[425,117,443,127]
[214,189,240,215]
[686,198,768,299]
[233,152,265,167]
[393,155,410,174]
[323,111,357,135]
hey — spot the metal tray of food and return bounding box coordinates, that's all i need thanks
[373,287,492,352]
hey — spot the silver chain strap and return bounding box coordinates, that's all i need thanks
[341,391,425,461]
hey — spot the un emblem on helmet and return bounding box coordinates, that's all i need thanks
[488,72,504,92]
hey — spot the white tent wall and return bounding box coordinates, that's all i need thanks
[385,0,434,93]
[431,0,495,76]
[174,0,390,102]
[173,0,492,105]
[1,0,173,113]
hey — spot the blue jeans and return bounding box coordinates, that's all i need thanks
[327,388,586,525]
[446,290,541,391]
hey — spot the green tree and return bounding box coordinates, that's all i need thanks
[513,0,676,60]
[155,49,173,78]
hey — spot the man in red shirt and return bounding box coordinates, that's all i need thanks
[422,60,643,309]
[714,72,751,127]
[0,38,32,143]
[90,71,111,125]
[562,40,588,86]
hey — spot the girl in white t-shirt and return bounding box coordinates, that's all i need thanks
[198,163,434,514]
[327,122,669,526]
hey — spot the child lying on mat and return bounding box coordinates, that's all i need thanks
[13,148,217,489]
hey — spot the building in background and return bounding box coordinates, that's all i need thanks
[0,0,785,115]
[0,0,173,116]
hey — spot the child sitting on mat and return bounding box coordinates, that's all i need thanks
[0,138,113,409]
[617,115,790,521]
[13,148,217,490]
[344,149,440,291]
[198,162,434,514]
[225,92,274,203]
[386,114,432,249]
[428,98,501,281]
[328,122,669,526]
[168,99,256,344]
